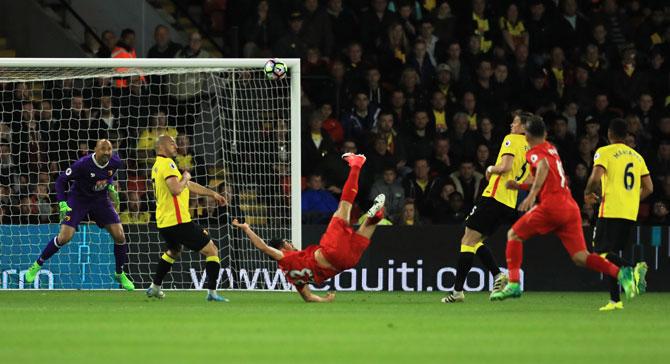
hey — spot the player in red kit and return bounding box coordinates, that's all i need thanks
[490,115,637,301]
[233,153,385,302]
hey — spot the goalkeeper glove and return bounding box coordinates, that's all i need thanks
[107,184,120,211]
[58,201,72,221]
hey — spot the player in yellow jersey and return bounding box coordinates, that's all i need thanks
[146,135,229,302]
[584,118,654,311]
[442,111,531,303]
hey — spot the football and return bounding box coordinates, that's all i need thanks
[264,59,287,80]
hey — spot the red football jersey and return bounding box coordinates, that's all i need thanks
[527,141,573,204]
[278,245,339,286]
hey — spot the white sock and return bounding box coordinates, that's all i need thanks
[208,289,216,295]
[151,283,161,290]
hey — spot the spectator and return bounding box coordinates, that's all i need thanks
[460,91,479,131]
[549,115,577,165]
[111,29,139,88]
[432,63,458,107]
[588,93,620,132]
[429,136,455,177]
[369,166,405,218]
[136,110,178,167]
[89,95,124,142]
[372,111,407,166]
[402,158,438,218]
[392,1,419,40]
[341,92,380,145]
[302,111,334,175]
[464,0,496,55]
[302,0,334,57]
[449,159,484,210]
[434,190,468,224]
[388,89,411,130]
[0,143,16,186]
[273,10,308,59]
[319,103,344,144]
[449,112,476,164]
[419,19,439,65]
[546,46,571,100]
[408,38,435,87]
[509,43,533,95]
[565,63,597,114]
[583,117,608,152]
[443,41,470,85]
[368,136,400,179]
[473,59,496,117]
[357,67,381,109]
[403,110,434,163]
[343,41,370,95]
[302,174,338,223]
[525,0,551,63]
[32,183,53,223]
[147,25,181,58]
[491,62,513,115]
[378,23,410,83]
[571,162,589,207]
[522,68,559,114]
[242,0,284,58]
[120,191,151,225]
[632,93,659,132]
[326,0,360,54]
[593,0,631,51]
[428,90,448,134]
[394,199,422,226]
[549,0,589,58]
[175,32,210,58]
[317,139,363,197]
[96,30,116,58]
[430,1,456,45]
[610,48,649,110]
[581,43,609,90]
[474,144,492,175]
[499,2,528,53]
[359,0,398,50]
[473,116,499,156]
[648,200,669,225]
[19,196,39,224]
[650,141,670,181]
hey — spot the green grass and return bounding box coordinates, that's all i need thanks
[2,291,669,364]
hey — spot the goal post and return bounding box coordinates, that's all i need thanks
[0,58,301,290]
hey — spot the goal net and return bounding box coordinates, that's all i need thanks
[0,58,301,290]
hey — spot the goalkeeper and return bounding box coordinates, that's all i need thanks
[24,139,134,290]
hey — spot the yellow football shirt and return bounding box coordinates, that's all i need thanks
[151,155,191,228]
[482,134,530,209]
[594,143,650,221]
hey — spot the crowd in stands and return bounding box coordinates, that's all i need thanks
[1,0,670,227]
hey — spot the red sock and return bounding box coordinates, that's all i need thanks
[506,239,523,282]
[340,166,361,204]
[586,253,619,278]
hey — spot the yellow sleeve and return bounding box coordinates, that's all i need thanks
[640,157,650,176]
[160,159,180,180]
[594,148,608,170]
[500,135,516,157]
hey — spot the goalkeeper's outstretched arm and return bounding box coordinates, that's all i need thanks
[232,219,284,260]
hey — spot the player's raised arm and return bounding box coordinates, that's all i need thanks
[186,180,227,206]
[296,285,335,303]
[486,154,514,180]
[232,219,284,260]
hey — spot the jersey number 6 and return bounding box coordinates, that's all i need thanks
[624,163,634,190]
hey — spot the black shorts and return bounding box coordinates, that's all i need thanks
[464,197,517,237]
[592,218,635,253]
[158,222,211,252]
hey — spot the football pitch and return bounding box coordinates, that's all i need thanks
[3,291,668,364]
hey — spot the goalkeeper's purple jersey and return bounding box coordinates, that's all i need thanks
[55,154,122,201]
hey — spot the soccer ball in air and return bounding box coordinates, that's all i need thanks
[264,59,287,80]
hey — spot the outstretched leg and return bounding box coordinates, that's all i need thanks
[331,153,366,223]
[355,194,386,239]
[25,225,76,284]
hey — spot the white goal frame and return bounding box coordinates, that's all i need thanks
[0,57,302,248]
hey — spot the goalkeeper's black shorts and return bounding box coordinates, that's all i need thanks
[158,222,211,252]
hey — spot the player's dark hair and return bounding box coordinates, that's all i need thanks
[121,28,135,38]
[525,115,546,138]
[514,110,536,125]
[608,118,628,140]
[268,239,285,250]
